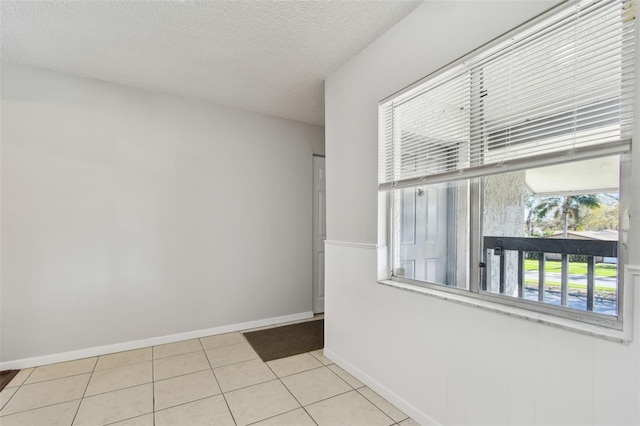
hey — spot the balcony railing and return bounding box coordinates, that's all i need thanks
[482,236,618,312]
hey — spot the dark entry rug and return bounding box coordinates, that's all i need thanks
[243,319,324,362]
[0,370,20,392]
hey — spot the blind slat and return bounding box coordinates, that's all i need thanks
[379,0,636,188]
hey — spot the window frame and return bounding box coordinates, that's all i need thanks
[383,155,629,331]
[377,0,635,339]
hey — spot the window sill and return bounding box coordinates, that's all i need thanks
[378,264,639,343]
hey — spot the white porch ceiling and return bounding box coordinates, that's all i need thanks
[525,156,620,197]
[1,0,421,126]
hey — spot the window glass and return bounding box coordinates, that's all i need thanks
[392,180,469,289]
[391,156,621,317]
[481,156,620,316]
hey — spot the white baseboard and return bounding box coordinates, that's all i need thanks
[0,311,314,370]
[323,347,441,426]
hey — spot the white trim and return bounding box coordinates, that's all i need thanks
[379,141,631,190]
[0,311,314,370]
[627,265,640,275]
[378,264,640,343]
[324,240,380,250]
[323,348,442,426]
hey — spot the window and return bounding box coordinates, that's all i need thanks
[379,0,636,329]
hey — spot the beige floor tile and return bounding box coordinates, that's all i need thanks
[154,369,221,411]
[399,418,420,426]
[95,348,152,371]
[281,366,351,406]
[0,399,80,426]
[155,395,234,426]
[153,351,210,381]
[0,387,17,411]
[306,390,394,426]
[214,358,276,392]
[267,353,323,377]
[252,408,317,426]
[25,358,97,384]
[309,349,332,365]
[85,361,152,396]
[358,387,408,422]
[109,413,154,425]
[73,383,153,426]
[328,364,365,388]
[200,332,245,350]
[205,342,258,368]
[153,339,202,359]
[0,373,90,415]
[225,380,300,426]
[4,369,34,388]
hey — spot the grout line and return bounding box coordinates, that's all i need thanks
[356,387,406,424]
[300,387,354,408]
[222,376,281,395]
[203,341,252,352]
[0,368,39,414]
[94,352,153,373]
[1,372,90,418]
[295,386,396,425]
[152,348,204,361]
[149,333,252,358]
[70,356,98,425]
[153,367,212,384]
[326,364,365,389]
[153,393,223,415]
[0,386,20,413]
[8,367,36,389]
[94,358,151,372]
[308,349,332,366]
[5,318,378,424]
[83,380,154,399]
[8,363,170,405]
[0,398,83,419]
[208,356,262,370]
[103,412,153,426]
[324,362,360,390]
[151,349,156,426]
[200,331,249,347]
[198,337,238,425]
[244,406,313,426]
[11,371,96,388]
[263,357,318,426]
[269,363,327,379]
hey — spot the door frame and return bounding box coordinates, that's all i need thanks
[312,154,326,313]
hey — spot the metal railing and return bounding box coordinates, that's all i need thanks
[482,236,618,312]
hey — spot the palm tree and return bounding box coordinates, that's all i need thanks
[534,195,600,238]
[524,195,540,237]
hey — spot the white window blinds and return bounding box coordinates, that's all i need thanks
[378,0,636,190]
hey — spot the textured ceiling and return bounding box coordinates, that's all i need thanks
[1,1,421,125]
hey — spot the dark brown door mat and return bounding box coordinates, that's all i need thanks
[0,370,20,392]
[243,319,324,362]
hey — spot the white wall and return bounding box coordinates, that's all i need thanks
[325,2,640,425]
[1,64,324,363]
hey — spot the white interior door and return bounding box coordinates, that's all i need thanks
[312,155,326,313]
[399,184,449,284]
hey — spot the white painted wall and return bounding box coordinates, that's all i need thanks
[1,64,324,363]
[325,2,640,425]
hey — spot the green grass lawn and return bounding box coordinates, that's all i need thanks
[524,259,617,277]
[524,279,615,292]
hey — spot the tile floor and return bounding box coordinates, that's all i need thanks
[0,323,419,426]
